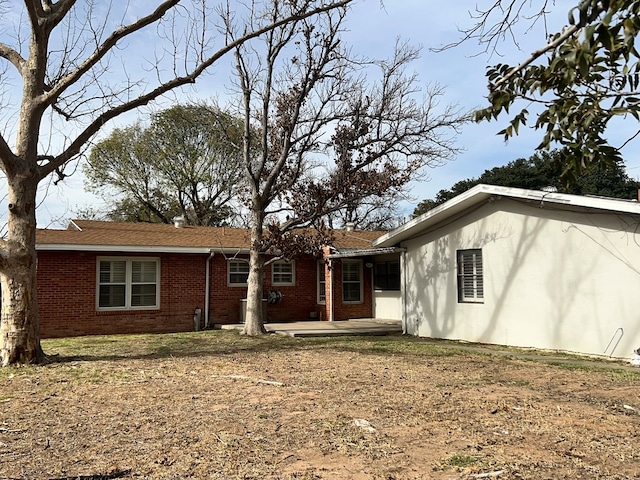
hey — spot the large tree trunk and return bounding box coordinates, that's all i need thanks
[0,175,45,366]
[242,206,267,336]
[242,247,266,336]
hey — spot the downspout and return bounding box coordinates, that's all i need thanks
[401,249,408,335]
[204,250,215,329]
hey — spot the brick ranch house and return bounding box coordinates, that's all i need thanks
[35,219,400,338]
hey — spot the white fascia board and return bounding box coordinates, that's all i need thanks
[476,184,640,213]
[532,191,640,212]
[374,183,640,248]
[374,184,494,247]
[36,244,251,255]
[327,247,405,259]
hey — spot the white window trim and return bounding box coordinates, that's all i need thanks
[317,261,326,305]
[342,259,363,304]
[457,249,484,304]
[272,260,295,286]
[96,257,160,311]
[228,259,250,287]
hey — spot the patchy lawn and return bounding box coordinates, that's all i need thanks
[1,331,639,480]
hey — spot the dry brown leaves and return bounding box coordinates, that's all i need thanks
[0,333,639,479]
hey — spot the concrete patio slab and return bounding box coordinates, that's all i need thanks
[219,319,402,337]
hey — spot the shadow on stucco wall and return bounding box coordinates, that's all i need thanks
[404,197,640,357]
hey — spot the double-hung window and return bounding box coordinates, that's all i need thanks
[98,258,160,310]
[272,260,295,286]
[317,261,326,304]
[228,260,250,286]
[457,249,484,303]
[342,260,362,303]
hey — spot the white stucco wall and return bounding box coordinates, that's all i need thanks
[402,198,640,358]
[372,252,402,320]
[373,291,402,320]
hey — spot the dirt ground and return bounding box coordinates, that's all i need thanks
[1,331,639,480]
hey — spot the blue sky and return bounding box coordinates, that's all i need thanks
[346,1,640,218]
[27,0,640,226]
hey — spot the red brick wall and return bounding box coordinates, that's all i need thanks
[37,251,209,338]
[207,255,323,324]
[316,254,375,322]
[263,257,321,322]
[207,254,246,325]
[36,250,375,338]
[327,258,374,321]
[36,250,332,338]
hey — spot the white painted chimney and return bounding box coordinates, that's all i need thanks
[173,216,186,228]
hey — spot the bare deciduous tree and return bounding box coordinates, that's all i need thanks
[0,0,354,366]
[224,4,469,335]
[324,194,406,231]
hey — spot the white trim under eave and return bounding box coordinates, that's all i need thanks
[36,244,252,255]
[374,183,640,248]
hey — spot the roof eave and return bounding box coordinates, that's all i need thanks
[327,247,405,259]
[373,183,640,248]
[36,244,252,255]
[373,185,494,247]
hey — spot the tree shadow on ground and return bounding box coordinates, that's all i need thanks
[41,329,306,364]
[50,470,131,480]
[38,330,640,375]
[42,330,467,365]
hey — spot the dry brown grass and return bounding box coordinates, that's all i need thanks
[0,331,639,480]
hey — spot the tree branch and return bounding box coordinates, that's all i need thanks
[42,0,182,105]
[433,0,555,54]
[490,23,581,91]
[0,132,17,174]
[38,0,354,179]
[23,0,43,31]
[25,0,78,31]
[0,42,26,75]
[44,0,78,28]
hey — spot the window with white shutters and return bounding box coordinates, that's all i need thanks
[457,249,484,303]
[131,261,159,307]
